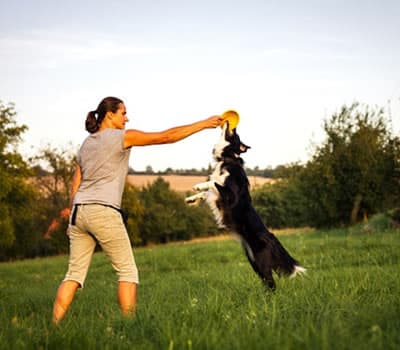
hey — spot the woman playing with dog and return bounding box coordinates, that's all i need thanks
[52,96,222,324]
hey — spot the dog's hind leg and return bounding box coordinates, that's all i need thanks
[261,269,276,290]
[255,255,276,291]
[241,240,276,290]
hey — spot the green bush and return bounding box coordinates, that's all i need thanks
[252,180,308,229]
[132,177,217,245]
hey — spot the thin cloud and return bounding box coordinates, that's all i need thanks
[0,32,166,68]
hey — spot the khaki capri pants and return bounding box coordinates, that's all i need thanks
[63,204,139,287]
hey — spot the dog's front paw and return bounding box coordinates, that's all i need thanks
[185,192,207,205]
[193,181,212,192]
[193,183,204,192]
[185,195,197,205]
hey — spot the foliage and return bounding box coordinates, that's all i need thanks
[4,182,44,259]
[272,163,304,179]
[32,144,77,208]
[137,177,217,244]
[121,184,145,245]
[0,100,35,256]
[252,183,286,228]
[30,145,77,255]
[252,179,308,229]
[0,228,399,349]
[251,103,399,228]
[388,208,400,226]
[297,103,400,226]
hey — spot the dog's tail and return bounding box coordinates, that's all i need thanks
[261,231,306,277]
[290,264,307,278]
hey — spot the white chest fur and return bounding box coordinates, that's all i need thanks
[185,123,231,227]
[185,160,230,228]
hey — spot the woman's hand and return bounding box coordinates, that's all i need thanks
[60,207,71,219]
[44,207,71,239]
[203,115,223,129]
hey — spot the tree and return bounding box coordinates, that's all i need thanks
[31,145,77,253]
[273,163,303,179]
[139,178,188,243]
[121,183,145,245]
[32,144,77,207]
[138,177,217,244]
[298,103,400,226]
[145,165,154,174]
[0,100,30,250]
[252,178,308,229]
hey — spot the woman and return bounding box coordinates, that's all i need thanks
[52,96,222,324]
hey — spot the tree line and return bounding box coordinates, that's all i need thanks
[129,164,276,178]
[0,100,399,261]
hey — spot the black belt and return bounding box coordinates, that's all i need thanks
[71,204,128,226]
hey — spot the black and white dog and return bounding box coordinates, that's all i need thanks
[186,122,305,289]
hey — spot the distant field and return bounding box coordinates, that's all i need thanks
[127,174,275,192]
[1,227,399,349]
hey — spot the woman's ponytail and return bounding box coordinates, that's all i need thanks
[85,97,124,133]
[85,110,99,133]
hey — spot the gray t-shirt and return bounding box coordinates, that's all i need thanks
[73,128,131,209]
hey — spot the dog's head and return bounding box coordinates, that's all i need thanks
[213,121,251,160]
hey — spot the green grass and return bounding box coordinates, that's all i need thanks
[0,228,399,350]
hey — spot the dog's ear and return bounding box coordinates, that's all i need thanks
[215,182,227,195]
[215,182,239,207]
[240,143,251,153]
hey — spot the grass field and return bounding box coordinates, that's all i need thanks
[0,227,399,350]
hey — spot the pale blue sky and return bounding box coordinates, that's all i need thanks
[1,0,399,171]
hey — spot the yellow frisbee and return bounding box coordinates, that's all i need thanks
[221,110,240,130]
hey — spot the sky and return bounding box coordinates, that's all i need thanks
[1,0,399,171]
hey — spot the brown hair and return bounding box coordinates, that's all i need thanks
[85,96,124,133]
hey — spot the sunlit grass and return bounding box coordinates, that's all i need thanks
[0,228,399,349]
